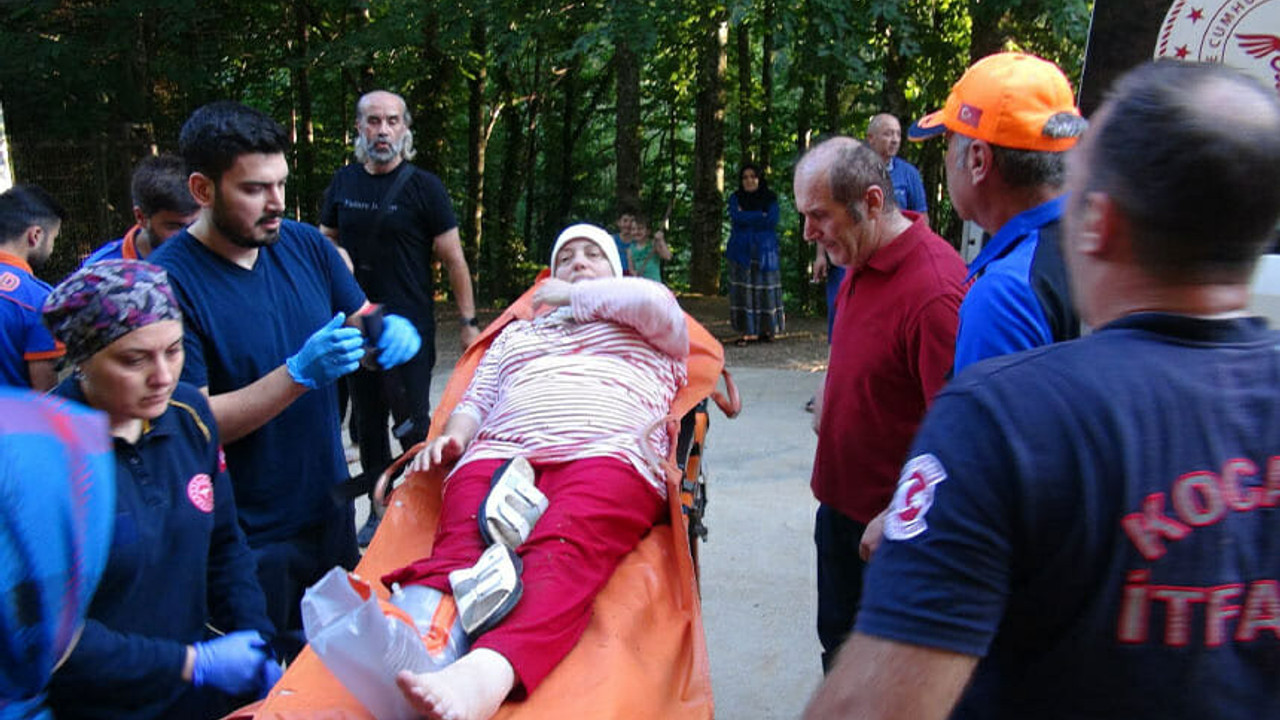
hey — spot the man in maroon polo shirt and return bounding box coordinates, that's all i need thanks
[795,136,968,672]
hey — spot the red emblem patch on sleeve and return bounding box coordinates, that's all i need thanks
[885,454,947,541]
[187,473,214,513]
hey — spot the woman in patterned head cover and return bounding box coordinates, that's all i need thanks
[40,259,281,719]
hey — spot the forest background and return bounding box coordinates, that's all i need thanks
[1,0,1092,313]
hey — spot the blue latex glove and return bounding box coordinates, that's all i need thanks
[286,312,365,389]
[376,313,422,369]
[193,630,272,696]
[259,654,284,696]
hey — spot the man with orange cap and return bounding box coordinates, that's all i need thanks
[806,59,1280,720]
[909,52,1089,373]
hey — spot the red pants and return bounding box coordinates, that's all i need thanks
[382,457,666,693]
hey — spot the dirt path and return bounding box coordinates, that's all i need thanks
[676,294,829,371]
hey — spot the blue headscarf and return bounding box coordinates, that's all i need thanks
[0,389,114,719]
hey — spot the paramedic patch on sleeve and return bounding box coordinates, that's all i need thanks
[885,453,947,541]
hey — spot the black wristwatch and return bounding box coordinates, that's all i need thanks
[460,316,480,328]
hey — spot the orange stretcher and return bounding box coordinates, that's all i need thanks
[227,272,739,719]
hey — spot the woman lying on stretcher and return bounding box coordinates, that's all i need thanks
[382,223,689,720]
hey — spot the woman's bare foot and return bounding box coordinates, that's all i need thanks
[396,648,516,720]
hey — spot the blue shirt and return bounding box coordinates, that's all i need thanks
[80,226,143,267]
[614,234,631,273]
[47,381,273,719]
[0,389,113,720]
[952,196,1078,373]
[0,251,63,387]
[860,313,1280,720]
[149,221,365,543]
[725,194,781,271]
[887,157,928,214]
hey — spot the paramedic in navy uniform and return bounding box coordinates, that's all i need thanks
[43,260,281,719]
[149,101,422,657]
[806,61,1280,720]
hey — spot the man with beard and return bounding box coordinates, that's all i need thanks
[0,184,66,390]
[320,90,478,545]
[150,101,423,656]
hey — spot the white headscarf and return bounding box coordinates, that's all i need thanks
[550,223,623,278]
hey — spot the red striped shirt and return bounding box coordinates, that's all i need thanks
[453,278,689,496]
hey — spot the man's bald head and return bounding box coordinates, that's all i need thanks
[354,90,416,166]
[866,114,902,163]
[1077,61,1280,283]
[797,136,898,217]
[356,91,410,124]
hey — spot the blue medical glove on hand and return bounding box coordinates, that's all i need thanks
[376,313,422,369]
[286,312,365,389]
[193,630,271,696]
[259,654,284,697]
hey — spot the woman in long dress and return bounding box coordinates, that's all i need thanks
[725,163,784,344]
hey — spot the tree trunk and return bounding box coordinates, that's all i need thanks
[795,78,814,312]
[878,19,908,123]
[521,42,543,259]
[492,65,527,302]
[690,2,727,295]
[736,18,752,166]
[349,3,376,95]
[968,0,1005,62]
[823,73,841,133]
[760,0,775,174]
[465,14,487,273]
[414,7,452,171]
[292,1,317,219]
[551,57,580,258]
[614,39,641,215]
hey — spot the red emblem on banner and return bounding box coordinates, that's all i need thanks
[1156,0,1280,96]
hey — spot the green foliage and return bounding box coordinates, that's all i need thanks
[3,0,1092,301]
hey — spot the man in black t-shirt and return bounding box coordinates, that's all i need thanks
[321,90,479,544]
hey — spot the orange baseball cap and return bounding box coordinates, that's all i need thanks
[908,52,1082,152]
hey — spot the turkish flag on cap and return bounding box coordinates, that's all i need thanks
[957,103,983,128]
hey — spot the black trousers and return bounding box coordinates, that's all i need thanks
[251,502,359,660]
[814,503,868,673]
[349,341,435,490]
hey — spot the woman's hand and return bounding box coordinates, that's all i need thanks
[533,279,572,309]
[408,434,466,474]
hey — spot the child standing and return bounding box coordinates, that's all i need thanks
[626,213,672,283]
